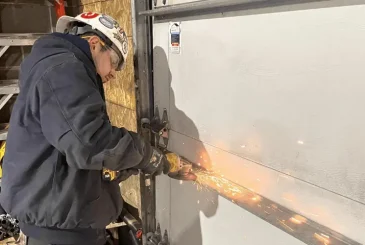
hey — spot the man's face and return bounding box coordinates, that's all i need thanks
[88,36,119,83]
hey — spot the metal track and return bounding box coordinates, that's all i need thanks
[0,80,19,95]
[133,0,157,241]
[0,34,44,46]
[139,0,267,16]
[140,0,365,19]
[199,173,363,245]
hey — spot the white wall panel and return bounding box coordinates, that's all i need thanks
[154,4,365,244]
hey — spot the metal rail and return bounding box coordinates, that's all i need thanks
[0,80,19,95]
[0,34,44,46]
[0,46,10,58]
[133,0,157,241]
[139,0,266,16]
[207,177,362,245]
[0,94,13,111]
[0,130,8,141]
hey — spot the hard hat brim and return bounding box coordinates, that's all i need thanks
[56,16,78,33]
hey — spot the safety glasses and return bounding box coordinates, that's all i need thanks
[99,39,123,70]
[82,36,124,71]
[108,48,120,70]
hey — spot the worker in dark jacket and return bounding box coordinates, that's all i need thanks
[0,12,168,245]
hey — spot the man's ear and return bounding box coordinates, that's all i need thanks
[88,36,100,51]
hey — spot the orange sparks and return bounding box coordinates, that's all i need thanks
[251,195,262,202]
[290,215,307,225]
[278,219,294,232]
[194,170,246,199]
[314,233,330,244]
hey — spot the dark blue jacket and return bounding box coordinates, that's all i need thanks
[0,33,149,245]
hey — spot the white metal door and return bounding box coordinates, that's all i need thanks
[153,2,365,244]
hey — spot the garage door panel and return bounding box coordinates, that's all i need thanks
[165,5,365,204]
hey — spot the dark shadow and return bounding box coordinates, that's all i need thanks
[155,0,365,23]
[153,46,219,245]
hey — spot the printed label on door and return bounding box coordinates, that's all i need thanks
[170,22,181,54]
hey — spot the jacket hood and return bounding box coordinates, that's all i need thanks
[19,33,98,90]
[29,33,95,71]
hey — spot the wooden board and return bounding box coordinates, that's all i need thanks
[79,0,141,211]
[0,237,16,245]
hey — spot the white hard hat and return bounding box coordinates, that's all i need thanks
[56,12,128,71]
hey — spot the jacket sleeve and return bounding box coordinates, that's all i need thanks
[36,59,150,171]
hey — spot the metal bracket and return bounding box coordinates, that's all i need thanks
[142,107,169,148]
[146,224,169,245]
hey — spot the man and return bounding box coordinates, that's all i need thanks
[0,12,168,245]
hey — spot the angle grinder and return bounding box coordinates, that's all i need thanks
[164,151,197,181]
[102,151,197,181]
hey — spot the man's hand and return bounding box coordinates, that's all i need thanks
[142,147,170,176]
[114,169,139,182]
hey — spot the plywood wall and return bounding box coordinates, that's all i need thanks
[79,0,141,211]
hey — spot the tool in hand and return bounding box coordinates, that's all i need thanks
[102,150,197,181]
[102,168,119,181]
[163,151,197,181]
[102,108,197,181]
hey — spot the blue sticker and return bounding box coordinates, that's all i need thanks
[99,16,113,29]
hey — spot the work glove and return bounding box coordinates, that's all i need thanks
[141,144,170,176]
[114,169,140,182]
